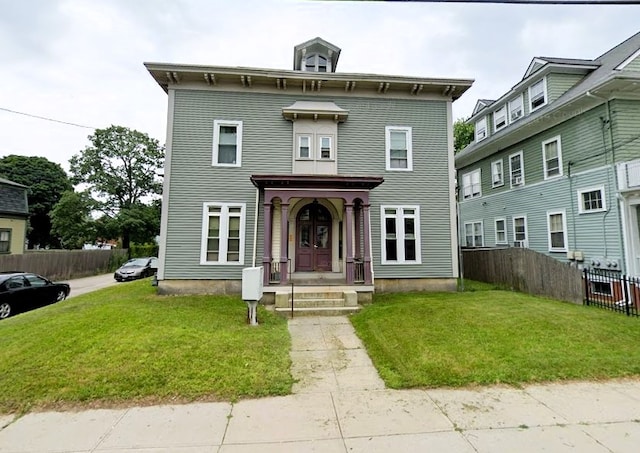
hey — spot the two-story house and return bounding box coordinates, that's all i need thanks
[145,37,472,306]
[456,31,640,277]
[0,177,29,254]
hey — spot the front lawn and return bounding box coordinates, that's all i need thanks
[351,287,640,388]
[0,279,292,414]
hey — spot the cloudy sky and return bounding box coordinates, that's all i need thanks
[1,0,639,172]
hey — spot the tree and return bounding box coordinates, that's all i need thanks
[70,125,164,249]
[0,155,72,248]
[50,191,95,249]
[454,119,475,153]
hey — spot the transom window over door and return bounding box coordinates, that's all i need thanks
[385,126,412,170]
[201,203,246,264]
[381,206,421,264]
[213,120,243,167]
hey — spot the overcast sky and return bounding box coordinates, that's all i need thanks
[1,0,639,173]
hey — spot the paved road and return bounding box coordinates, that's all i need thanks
[63,273,118,298]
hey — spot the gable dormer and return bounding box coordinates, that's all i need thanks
[293,37,341,73]
[471,99,494,116]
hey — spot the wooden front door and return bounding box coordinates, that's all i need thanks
[296,203,332,272]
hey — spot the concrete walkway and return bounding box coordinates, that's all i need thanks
[1,316,640,452]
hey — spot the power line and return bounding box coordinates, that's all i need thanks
[0,106,95,129]
[385,0,640,4]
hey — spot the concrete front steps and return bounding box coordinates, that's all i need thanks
[274,287,361,317]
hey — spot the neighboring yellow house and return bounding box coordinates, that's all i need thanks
[0,177,29,255]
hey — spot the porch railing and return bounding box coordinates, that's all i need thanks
[583,268,640,317]
[269,260,281,283]
[354,259,365,283]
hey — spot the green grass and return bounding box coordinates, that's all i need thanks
[351,287,640,389]
[0,279,293,414]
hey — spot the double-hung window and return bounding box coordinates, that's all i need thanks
[529,78,547,111]
[491,160,504,187]
[509,95,524,122]
[0,229,10,253]
[381,206,421,264]
[547,210,567,252]
[213,120,242,166]
[578,187,606,213]
[513,216,527,247]
[298,135,311,159]
[385,126,412,170]
[493,106,507,132]
[462,169,481,199]
[495,218,507,245]
[475,117,487,142]
[464,221,484,247]
[542,136,563,179]
[319,136,332,159]
[509,151,524,187]
[201,203,246,264]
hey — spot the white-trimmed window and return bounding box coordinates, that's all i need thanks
[513,215,528,247]
[529,78,547,111]
[547,210,568,252]
[475,117,487,142]
[493,105,507,132]
[509,95,524,122]
[213,120,242,167]
[319,136,332,160]
[200,202,246,265]
[0,229,11,253]
[509,151,524,187]
[298,135,311,159]
[464,221,484,247]
[385,126,412,170]
[578,187,606,214]
[381,206,421,264]
[491,160,504,187]
[495,218,507,245]
[542,136,563,179]
[462,169,481,199]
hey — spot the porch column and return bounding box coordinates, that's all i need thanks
[262,201,272,286]
[362,204,372,285]
[345,203,354,284]
[280,202,289,285]
[354,204,361,259]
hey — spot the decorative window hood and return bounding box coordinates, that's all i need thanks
[282,101,349,122]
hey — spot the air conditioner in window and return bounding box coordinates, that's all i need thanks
[513,240,528,248]
[512,176,523,186]
[511,110,522,121]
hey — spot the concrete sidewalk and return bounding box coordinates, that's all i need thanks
[1,316,640,452]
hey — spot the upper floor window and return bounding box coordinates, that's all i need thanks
[381,206,421,264]
[304,54,328,72]
[385,126,413,171]
[542,136,563,179]
[475,117,487,142]
[319,136,332,160]
[495,218,507,245]
[578,187,606,214]
[200,203,246,265]
[0,229,10,253]
[547,210,567,252]
[462,169,481,200]
[298,135,311,159]
[509,151,524,187]
[529,78,547,111]
[493,106,507,132]
[213,120,242,167]
[491,159,504,187]
[509,95,524,122]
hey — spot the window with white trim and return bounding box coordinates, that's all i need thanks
[385,126,412,170]
[491,160,504,187]
[298,135,311,159]
[513,216,527,247]
[547,210,567,252]
[509,151,524,187]
[0,229,11,253]
[304,54,328,72]
[201,203,246,264]
[475,117,487,142]
[381,206,421,264]
[213,120,242,167]
[542,136,563,179]
[509,95,524,122]
[319,136,332,160]
[464,221,484,247]
[495,218,507,245]
[529,78,547,111]
[493,105,507,132]
[578,187,606,214]
[461,169,481,199]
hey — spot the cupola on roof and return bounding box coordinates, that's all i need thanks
[293,37,341,73]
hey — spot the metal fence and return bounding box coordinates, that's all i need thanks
[583,268,640,317]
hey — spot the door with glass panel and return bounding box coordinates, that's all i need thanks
[296,203,332,272]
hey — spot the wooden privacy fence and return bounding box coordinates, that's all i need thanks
[0,249,129,281]
[462,248,583,303]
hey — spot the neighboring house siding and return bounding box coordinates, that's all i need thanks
[0,218,26,254]
[611,99,640,163]
[166,89,453,280]
[623,56,640,71]
[546,73,583,103]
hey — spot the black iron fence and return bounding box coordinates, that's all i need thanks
[583,268,640,317]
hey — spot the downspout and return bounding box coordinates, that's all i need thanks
[252,187,259,268]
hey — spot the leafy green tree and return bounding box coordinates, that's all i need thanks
[454,119,475,153]
[0,155,72,248]
[50,191,95,249]
[70,125,164,249]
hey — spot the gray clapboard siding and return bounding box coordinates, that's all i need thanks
[611,99,640,163]
[623,55,640,71]
[546,73,583,103]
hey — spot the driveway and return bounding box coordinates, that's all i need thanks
[64,273,118,298]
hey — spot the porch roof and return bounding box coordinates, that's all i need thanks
[250,174,384,190]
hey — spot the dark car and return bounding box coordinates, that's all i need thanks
[0,272,71,320]
[114,257,158,282]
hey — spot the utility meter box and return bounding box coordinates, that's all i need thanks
[242,266,264,301]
